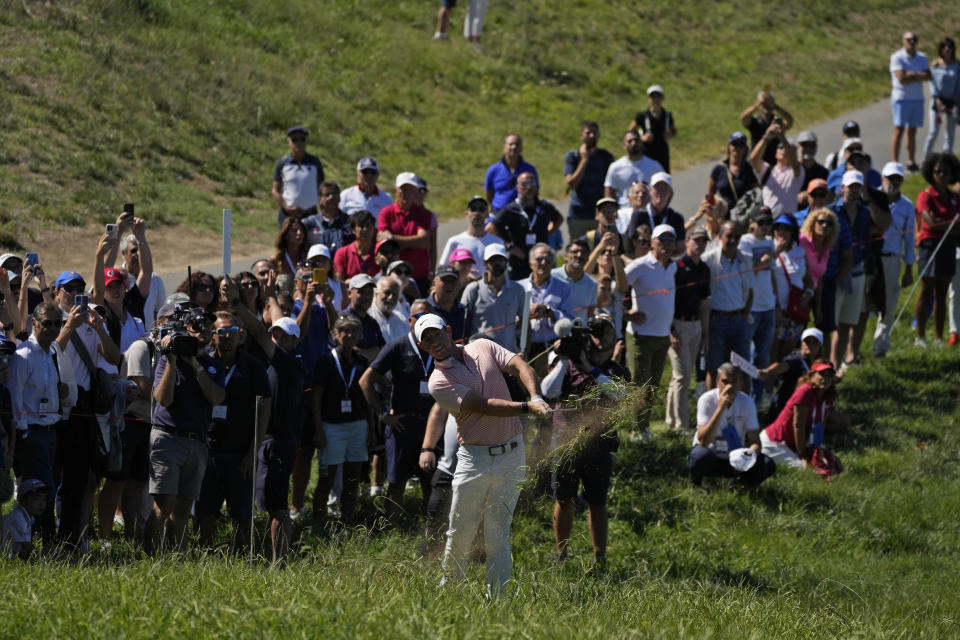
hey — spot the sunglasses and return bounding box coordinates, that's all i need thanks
[61,284,86,294]
[811,189,828,198]
[38,319,64,329]
[757,219,773,226]
[194,284,213,293]
[127,247,139,255]
[816,219,833,227]
[216,326,240,336]
[240,281,258,289]
[518,181,537,187]
[533,256,553,263]
[392,269,412,276]
[601,249,616,256]
[256,270,271,278]
[290,136,306,143]
[361,169,378,175]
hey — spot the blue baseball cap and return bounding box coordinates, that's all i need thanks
[729,131,747,145]
[54,271,85,288]
[772,213,798,229]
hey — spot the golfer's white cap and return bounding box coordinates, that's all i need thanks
[882,162,905,178]
[483,244,508,261]
[306,244,330,261]
[650,171,672,188]
[842,170,864,187]
[801,327,824,344]
[270,317,300,339]
[414,313,447,342]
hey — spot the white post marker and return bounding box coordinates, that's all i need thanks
[250,395,260,563]
[730,351,759,379]
[222,208,232,276]
[519,289,532,355]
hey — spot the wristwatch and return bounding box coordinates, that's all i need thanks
[420,447,435,453]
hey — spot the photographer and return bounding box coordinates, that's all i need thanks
[540,315,629,568]
[144,308,226,554]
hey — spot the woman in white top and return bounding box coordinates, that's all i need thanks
[770,214,813,363]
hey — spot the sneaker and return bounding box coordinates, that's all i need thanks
[432,31,448,40]
[933,338,945,348]
[906,162,920,173]
[369,485,384,497]
[948,332,959,347]
[914,337,928,348]
[289,506,308,521]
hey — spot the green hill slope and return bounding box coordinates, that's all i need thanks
[0,0,957,246]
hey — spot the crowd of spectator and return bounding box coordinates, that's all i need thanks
[2,31,959,597]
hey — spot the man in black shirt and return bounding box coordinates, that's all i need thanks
[345,274,386,362]
[796,131,830,209]
[195,311,272,551]
[627,172,685,256]
[564,121,616,241]
[740,91,794,166]
[665,229,712,430]
[486,172,562,281]
[360,299,436,520]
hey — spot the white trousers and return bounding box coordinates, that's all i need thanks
[463,0,490,38]
[759,429,804,469]
[873,254,904,355]
[443,434,524,591]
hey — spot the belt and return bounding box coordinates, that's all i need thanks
[851,269,864,277]
[152,424,207,442]
[881,252,898,257]
[487,440,519,457]
[28,424,57,432]
[674,315,700,322]
[712,308,744,316]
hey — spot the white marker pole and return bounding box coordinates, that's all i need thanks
[222,209,232,276]
[519,289,532,355]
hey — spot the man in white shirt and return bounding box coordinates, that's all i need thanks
[603,130,664,208]
[438,196,501,276]
[368,277,409,344]
[874,162,916,355]
[889,31,931,170]
[340,157,394,219]
[689,363,775,487]
[624,224,677,434]
[738,209,777,401]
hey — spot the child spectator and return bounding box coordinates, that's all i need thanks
[2,478,49,559]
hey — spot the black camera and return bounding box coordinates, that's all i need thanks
[150,305,206,357]
[555,317,608,360]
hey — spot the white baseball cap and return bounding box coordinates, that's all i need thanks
[270,317,300,339]
[652,224,677,240]
[882,162,905,178]
[650,171,672,189]
[840,137,863,155]
[483,244,508,261]
[842,170,864,187]
[801,327,824,344]
[306,244,331,261]
[646,84,664,96]
[395,172,419,188]
[414,313,447,342]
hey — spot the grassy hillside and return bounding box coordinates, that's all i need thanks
[1,313,959,638]
[1,0,959,249]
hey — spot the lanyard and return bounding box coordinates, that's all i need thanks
[800,358,810,373]
[407,332,433,377]
[515,198,541,230]
[331,348,356,390]
[284,251,296,275]
[223,365,236,388]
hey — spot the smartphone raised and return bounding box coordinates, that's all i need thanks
[75,294,89,312]
[312,268,327,284]
[25,252,38,267]
[123,203,135,217]
[105,224,118,240]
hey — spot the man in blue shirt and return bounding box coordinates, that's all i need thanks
[550,239,598,325]
[484,134,538,212]
[564,121,615,242]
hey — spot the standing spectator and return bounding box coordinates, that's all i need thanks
[272,217,309,277]
[345,274,386,363]
[623,225,678,435]
[272,125,323,227]
[433,0,455,39]
[340,157,393,220]
[303,181,355,259]
[799,208,839,317]
[914,153,960,347]
[770,214,813,363]
[564,121,615,241]
[417,314,549,595]
[618,181,650,236]
[750,124,804,215]
[550,240,598,325]
[826,143,883,196]
[740,90,794,165]
[581,197,631,257]
[377,173,437,295]
[708,133,759,210]
[487,172,562,281]
[461,244,526,352]
[629,85,676,172]
[368,276,409,344]
[824,121,861,172]
[689,363,776,487]
[702,222,754,389]
[196,312,272,551]
[890,31,931,170]
[873,163,916,356]
[739,209,777,401]
[310,314,372,525]
[145,309,226,554]
[426,265,467,342]
[333,211,379,281]
[626,172,686,247]
[519,244,575,369]
[922,37,959,158]
[116,224,165,330]
[603,130,664,208]
[484,134,537,212]
[665,228,711,431]
[795,131,830,208]
[463,0,489,50]
[795,178,831,227]
[439,196,501,276]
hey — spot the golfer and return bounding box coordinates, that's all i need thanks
[416,314,549,595]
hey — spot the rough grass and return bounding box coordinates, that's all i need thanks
[1,0,960,245]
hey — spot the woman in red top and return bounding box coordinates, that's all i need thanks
[914,153,960,346]
[759,361,840,469]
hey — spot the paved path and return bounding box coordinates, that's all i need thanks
[162,94,921,293]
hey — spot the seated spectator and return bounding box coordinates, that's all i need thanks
[273,216,309,277]
[758,327,824,422]
[689,363,776,487]
[1,478,49,559]
[333,211,379,281]
[708,132,759,210]
[340,157,393,219]
[760,360,848,469]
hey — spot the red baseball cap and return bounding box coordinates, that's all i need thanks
[103,267,124,287]
[810,361,835,374]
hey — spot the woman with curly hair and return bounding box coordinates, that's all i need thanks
[798,207,838,328]
[175,270,218,314]
[273,217,308,276]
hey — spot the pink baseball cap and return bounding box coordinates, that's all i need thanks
[449,248,475,263]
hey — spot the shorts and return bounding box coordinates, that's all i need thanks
[385,417,430,485]
[775,309,806,342]
[892,99,924,128]
[442,0,457,7]
[320,419,368,466]
[256,436,295,513]
[917,237,958,279]
[835,271,866,326]
[195,450,253,523]
[550,440,614,506]
[148,429,208,501]
[106,419,150,483]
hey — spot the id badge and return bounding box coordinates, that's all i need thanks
[419,380,430,395]
[721,423,743,451]
[39,398,50,413]
[340,399,353,414]
[212,405,228,420]
[525,233,537,246]
[810,422,825,448]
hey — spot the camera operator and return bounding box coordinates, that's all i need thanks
[540,314,629,569]
[144,308,226,554]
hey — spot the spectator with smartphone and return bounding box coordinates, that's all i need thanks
[750,123,804,215]
[740,90,794,165]
[272,125,323,227]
